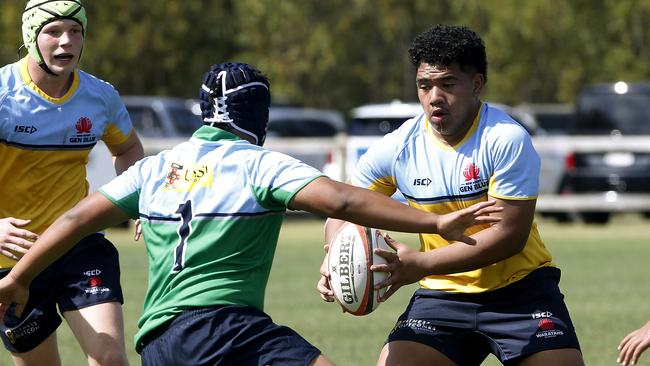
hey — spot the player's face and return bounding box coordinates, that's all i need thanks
[416,62,484,145]
[37,19,83,76]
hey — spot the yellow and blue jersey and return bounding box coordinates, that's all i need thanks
[352,103,553,293]
[0,58,134,268]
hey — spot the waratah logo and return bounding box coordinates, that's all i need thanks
[75,117,92,134]
[538,318,555,331]
[463,163,480,181]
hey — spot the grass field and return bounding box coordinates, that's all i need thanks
[1,214,648,365]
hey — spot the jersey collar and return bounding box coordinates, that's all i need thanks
[192,125,243,142]
[19,57,79,104]
[425,102,483,150]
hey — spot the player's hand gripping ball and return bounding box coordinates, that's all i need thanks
[327,223,391,315]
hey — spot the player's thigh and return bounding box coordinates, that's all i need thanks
[309,354,336,366]
[517,348,584,366]
[377,341,457,366]
[64,302,126,354]
[10,332,61,366]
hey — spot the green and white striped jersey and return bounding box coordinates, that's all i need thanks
[100,126,323,352]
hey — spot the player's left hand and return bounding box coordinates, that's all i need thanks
[134,219,142,241]
[0,274,29,322]
[371,234,425,302]
[618,320,650,366]
[316,243,336,302]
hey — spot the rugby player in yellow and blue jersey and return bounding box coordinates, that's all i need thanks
[0,1,142,365]
[318,25,584,366]
[0,62,503,366]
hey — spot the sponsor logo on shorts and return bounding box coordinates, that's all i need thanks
[531,311,553,319]
[535,317,564,339]
[4,322,40,344]
[391,318,436,334]
[84,269,111,295]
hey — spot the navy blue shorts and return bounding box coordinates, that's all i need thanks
[0,233,124,353]
[140,305,321,366]
[387,267,581,365]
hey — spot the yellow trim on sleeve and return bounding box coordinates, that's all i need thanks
[367,176,396,196]
[103,123,133,146]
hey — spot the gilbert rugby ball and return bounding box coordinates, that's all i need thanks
[327,223,391,315]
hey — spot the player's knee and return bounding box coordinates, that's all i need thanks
[89,346,128,366]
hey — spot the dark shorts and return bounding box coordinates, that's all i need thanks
[387,267,581,365]
[0,233,124,353]
[140,305,321,366]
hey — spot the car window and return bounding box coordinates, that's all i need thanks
[169,106,203,135]
[575,93,650,135]
[534,112,575,135]
[267,118,340,137]
[126,106,165,137]
[348,117,408,135]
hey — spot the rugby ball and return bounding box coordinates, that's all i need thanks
[327,223,391,315]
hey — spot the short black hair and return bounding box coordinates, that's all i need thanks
[408,24,487,83]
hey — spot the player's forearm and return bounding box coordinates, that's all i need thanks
[9,193,129,286]
[293,177,440,233]
[418,221,528,275]
[333,186,439,233]
[9,208,93,286]
[112,134,144,175]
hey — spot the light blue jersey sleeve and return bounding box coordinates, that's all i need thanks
[99,158,147,218]
[351,131,400,196]
[248,150,324,210]
[487,123,540,199]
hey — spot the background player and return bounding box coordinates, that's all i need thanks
[0,1,143,365]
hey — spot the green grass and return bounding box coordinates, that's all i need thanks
[1,215,649,365]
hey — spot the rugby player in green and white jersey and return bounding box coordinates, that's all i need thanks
[0,62,501,366]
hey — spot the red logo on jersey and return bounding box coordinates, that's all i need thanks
[88,276,102,287]
[463,163,480,181]
[166,163,183,185]
[538,318,555,331]
[75,117,93,134]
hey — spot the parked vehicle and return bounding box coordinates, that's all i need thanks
[512,103,575,136]
[552,82,650,223]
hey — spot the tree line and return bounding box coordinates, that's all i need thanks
[1,0,649,114]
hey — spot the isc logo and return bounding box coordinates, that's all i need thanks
[413,178,432,186]
[532,311,553,319]
[14,125,38,134]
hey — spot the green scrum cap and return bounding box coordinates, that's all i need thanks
[22,0,87,73]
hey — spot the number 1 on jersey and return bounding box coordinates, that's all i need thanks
[172,200,193,273]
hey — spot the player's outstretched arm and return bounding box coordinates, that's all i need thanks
[0,193,130,319]
[618,320,650,366]
[290,177,502,236]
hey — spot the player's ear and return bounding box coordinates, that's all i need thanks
[472,73,485,96]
